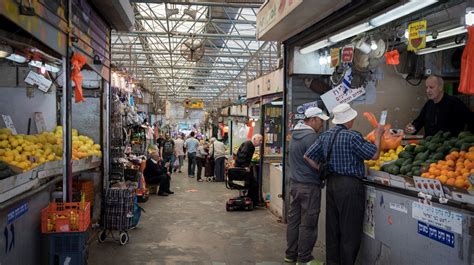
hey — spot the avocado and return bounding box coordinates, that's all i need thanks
[398,151,414,159]
[455,139,465,148]
[394,158,406,167]
[426,136,433,141]
[414,145,428,153]
[412,169,421,177]
[442,132,452,138]
[461,143,472,152]
[449,147,460,153]
[463,136,474,143]
[402,158,413,166]
[458,131,473,139]
[427,143,440,152]
[412,160,423,166]
[436,146,451,155]
[404,145,416,153]
[431,138,444,144]
[400,165,413,175]
[389,165,400,175]
[419,140,428,146]
[415,151,430,161]
[433,131,443,139]
[432,152,445,161]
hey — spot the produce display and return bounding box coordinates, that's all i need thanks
[0,126,101,172]
[365,146,404,170]
[376,131,474,189]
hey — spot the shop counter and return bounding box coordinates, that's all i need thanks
[359,172,474,265]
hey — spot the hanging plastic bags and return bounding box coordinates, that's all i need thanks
[458,26,474,95]
[71,52,87,103]
[363,112,404,151]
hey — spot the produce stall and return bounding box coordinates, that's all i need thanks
[274,0,474,263]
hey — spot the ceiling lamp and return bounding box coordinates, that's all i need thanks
[426,26,467,42]
[465,7,474,26]
[415,41,465,55]
[300,0,439,55]
[0,42,12,58]
[5,53,27,63]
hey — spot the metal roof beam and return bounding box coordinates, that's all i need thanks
[111,50,269,58]
[130,1,263,8]
[136,16,256,25]
[117,31,256,40]
[119,64,242,71]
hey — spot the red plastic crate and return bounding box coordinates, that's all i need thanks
[41,202,91,233]
[73,180,94,203]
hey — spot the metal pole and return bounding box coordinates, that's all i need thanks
[63,0,73,202]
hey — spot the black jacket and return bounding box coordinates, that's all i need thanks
[235,140,255,168]
[412,94,474,137]
[143,158,168,181]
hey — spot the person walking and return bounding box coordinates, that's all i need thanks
[160,133,175,176]
[304,103,384,265]
[285,107,329,265]
[173,135,185,173]
[185,131,200,178]
[210,137,227,182]
[196,142,208,182]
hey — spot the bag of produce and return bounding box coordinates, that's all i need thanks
[363,112,404,151]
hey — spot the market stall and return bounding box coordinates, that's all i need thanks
[270,0,474,263]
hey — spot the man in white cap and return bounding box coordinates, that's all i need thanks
[285,107,329,265]
[304,103,384,265]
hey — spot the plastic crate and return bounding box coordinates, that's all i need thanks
[49,249,87,265]
[41,202,91,233]
[73,180,94,203]
[47,232,88,254]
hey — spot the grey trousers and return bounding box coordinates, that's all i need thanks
[286,181,322,263]
[326,175,365,265]
[214,157,226,181]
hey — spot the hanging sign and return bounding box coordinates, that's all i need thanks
[24,71,52,92]
[408,20,427,51]
[341,46,354,63]
[184,98,204,109]
[1,115,17,135]
[34,112,47,133]
[320,84,365,113]
[330,48,341,67]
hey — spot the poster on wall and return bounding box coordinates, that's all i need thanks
[407,20,427,51]
[363,186,376,239]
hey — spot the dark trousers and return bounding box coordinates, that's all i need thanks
[247,170,258,205]
[326,175,365,265]
[196,157,206,180]
[145,174,170,194]
[162,155,174,176]
[286,181,321,263]
[187,152,196,176]
[214,157,226,181]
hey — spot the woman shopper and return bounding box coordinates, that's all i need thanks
[196,142,208,182]
[210,138,227,182]
[173,135,185,173]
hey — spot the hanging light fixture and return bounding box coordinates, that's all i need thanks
[40,62,46,74]
[370,37,378,50]
[415,41,465,55]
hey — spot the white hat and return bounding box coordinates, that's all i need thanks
[332,103,358,124]
[305,107,329,120]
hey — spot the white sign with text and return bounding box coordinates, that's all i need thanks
[321,84,365,113]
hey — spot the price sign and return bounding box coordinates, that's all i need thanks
[2,114,17,135]
[341,46,354,63]
[24,70,52,92]
[34,112,47,133]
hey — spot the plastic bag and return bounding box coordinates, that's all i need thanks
[71,52,87,103]
[363,112,403,151]
[173,158,180,170]
[458,26,474,95]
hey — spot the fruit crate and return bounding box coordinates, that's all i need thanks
[47,231,88,265]
[41,202,91,233]
[73,180,94,203]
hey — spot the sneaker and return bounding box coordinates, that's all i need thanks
[299,260,324,265]
[197,179,204,182]
[284,257,297,264]
[178,170,182,173]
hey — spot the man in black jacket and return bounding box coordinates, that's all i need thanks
[143,152,174,196]
[235,134,263,205]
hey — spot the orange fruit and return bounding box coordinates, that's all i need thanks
[446,160,455,167]
[460,151,467,159]
[456,162,464,169]
[440,169,449,176]
[445,154,454,161]
[456,176,467,182]
[447,171,456,179]
[471,168,474,173]
[469,146,474,152]
[438,175,448,184]
[428,174,435,179]
[441,165,450,171]
[421,172,430,178]
[454,179,465,188]
[463,172,470,178]
[429,167,437,174]
[430,163,437,168]
[436,164,444,170]
[451,151,460,159]
[438,160,446,165]
[434,169,441,176]
[466,152,474,161]
[446,178,456,186]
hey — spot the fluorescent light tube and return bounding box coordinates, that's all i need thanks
[329,22,374,43]
[300,39,331,54]
[426,26,467,42]
[370,0,439,27]
[415,42,465,55]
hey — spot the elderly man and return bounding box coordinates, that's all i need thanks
[405,75,473,137]
[305,103,384,265]
[143,151,173,196]
[210,137,227,182]
[285,107,329,265]
[235,134,263,206]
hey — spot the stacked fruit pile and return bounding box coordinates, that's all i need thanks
[365,145,404,171]
[0,126,101,172]
[421,148,473,189]
[381,131,473,178]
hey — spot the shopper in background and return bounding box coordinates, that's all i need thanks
[185,131,200,178]
[235,134,263,206]
[156,133,165,148]
[304,103,384,265]
[160,133,175,176]
[143,151,173,196]
[196,142,209,182]
[173,135,185,173]
[405,75,474,137]
[285,107,329,265]
[210,137,227,182]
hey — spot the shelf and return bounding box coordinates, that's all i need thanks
[0,156,101,204]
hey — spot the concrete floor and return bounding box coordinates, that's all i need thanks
[88,168,289,265]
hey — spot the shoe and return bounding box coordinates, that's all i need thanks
[188,175,194,178]
[167,190,174,194]
[178,170,182,173]
[299,260,324,265]
[157,192,169,196]
[284,257,297,264]
[197,179,204,182]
